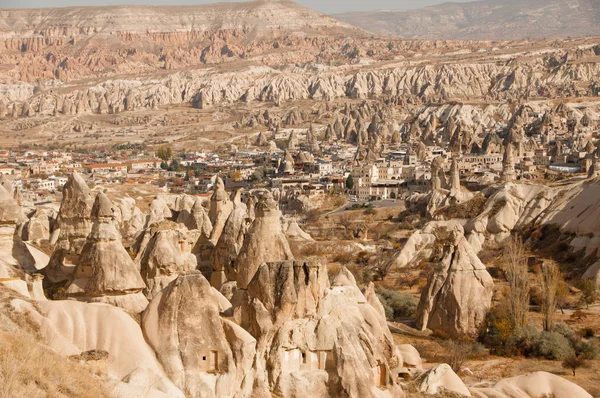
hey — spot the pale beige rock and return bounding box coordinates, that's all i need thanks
[234,191,293,288]
[10,298,184,397]
[416,230,493,338]
[211,191,249,288]
[142,271,257,398]
[136,225,198,300]
[209,177,234,245]
[66,193,148,313]
[419,364,471,396]
[233,261,404,398]
[45,172,94,284]
[490,371,592,398]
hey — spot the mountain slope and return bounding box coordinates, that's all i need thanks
[334,0,600,40]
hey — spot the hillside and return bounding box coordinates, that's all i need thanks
[334,0,600,40]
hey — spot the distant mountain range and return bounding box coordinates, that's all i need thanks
[334,0,600,40]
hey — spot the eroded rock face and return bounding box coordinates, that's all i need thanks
[178,196,212,239]
[24,207,55,242]
[211,191,249,288]
[45,172,95,284]
[488,371,593,398]
[0,185,34,278]
[66,193,148,313]
[136,224,198,300]
[209,177,234,245]
[233,261,404,398]
[142,271,257,398]
[234,191,293,288]
[10,298,184,398]
[416,230,493,338]
[418,364,471,396]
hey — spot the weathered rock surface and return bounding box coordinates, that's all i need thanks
[142,271,256,398]
[234,191,293,288]
[134,221,198,300]
[416,230,493,338]
[208,177,234,245]
[10,298,184,398]
[66,193,148,313]
[45,172,95,284]
[210,191,249,288]
[419,364,471,396]
[233,260,404,398]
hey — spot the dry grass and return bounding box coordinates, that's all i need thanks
[0,330,112,398]
[0,285,112,398]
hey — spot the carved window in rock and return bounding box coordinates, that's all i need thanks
[371,361,386,387]
[200,350,219,373]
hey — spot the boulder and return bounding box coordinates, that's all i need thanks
[490,371,593,398]
[419,364,471,396]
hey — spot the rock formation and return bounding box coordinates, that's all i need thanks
[430,156,446,191]
[501,135,517,183]
[234,191,293,288]
[210,190,249,288]
[208,177,234,245]
[450,157,460,191]
[11,297,184,397]
[0,184,33,278]
[416,229,493,338]
[135,221,198,300]
[66,193,148,313]
[45,172,94,284]
[142,271,257,398]
[233,260,404,398]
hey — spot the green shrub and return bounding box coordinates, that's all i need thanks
[505,324,595,361]
[376,287,418,320]
[535,331,574,360]
[376,293,394,320]
[509,325,540,357]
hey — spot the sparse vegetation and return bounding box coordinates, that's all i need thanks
[376,287,418,320]
[539,261,562,331]
[503,236,529,330]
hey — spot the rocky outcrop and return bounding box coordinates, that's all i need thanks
[233,260,404,398]
[208,177,234,245]
[284,219,314,242]
[66,193,148,313]
[142,271,257,398]
[487,371,593,398]
[113,197,148,241]
[0,185,34,279]
[210,190,249,288]
[23,207,55,242]
[135,222,198,300]
[177,196,212,239]
[416,229,493,338]
[45,172,95,284]
[10,297,184,397]
[418,364,471,396]
[234,191,293,288]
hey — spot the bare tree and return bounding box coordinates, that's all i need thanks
[540,261,561,332]
[336,213,354,239]
[503,237,530,330]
